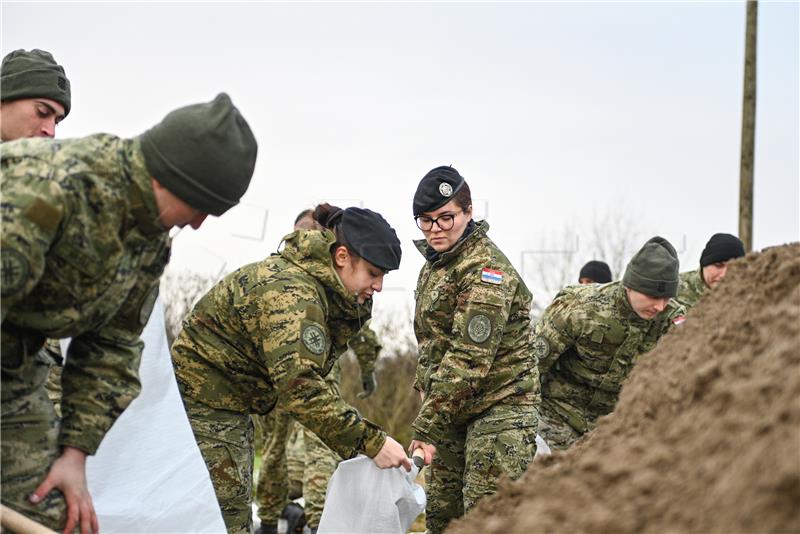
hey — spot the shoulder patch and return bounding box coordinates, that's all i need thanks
[24,198,63,236]
[532,336,550,359]
[481,268,504,285]
[467,313,492,343]
[301,324,327,355]
[1,249,30,297]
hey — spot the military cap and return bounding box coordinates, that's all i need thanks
[413,165,465,216]
[700,233,745,267]
[579,260,612,283]
[340,207,401,271]
[1,49,71,116]
[140,92,257,216]
[622,236,680,298]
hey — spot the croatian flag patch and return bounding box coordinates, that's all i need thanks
[481,268,504,285]
[672,315,686,326]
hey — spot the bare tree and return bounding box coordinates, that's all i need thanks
[522,212,644,318]
[160,269,222,346]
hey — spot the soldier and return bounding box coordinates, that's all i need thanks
[172,204,412,534]
[534,236,686,450]
[255,209,383,534]
[1,49,70,141]
[408,166,540,534]
[677,233,745,310]
[0,49,73,416]
[1,92,257,533]
[578,260,613,284]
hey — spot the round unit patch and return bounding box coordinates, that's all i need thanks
[531,336,550,359]
[467,314,492,343]
[302,324,327,355]
[438,182,453,197]
[1,249,29,297]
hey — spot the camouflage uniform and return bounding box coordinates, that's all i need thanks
[534,282,685,450]
[256,329,380,529]
[412,220,540,534]
[41,339,64,416]
[1,135,170,529]
[677,269,707,310]
[172,229,387,534]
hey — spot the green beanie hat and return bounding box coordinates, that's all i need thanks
[622,236,680,298]
[1,49,71,116]
[139,93,258,216]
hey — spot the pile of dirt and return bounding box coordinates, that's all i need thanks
[449,243,800,534]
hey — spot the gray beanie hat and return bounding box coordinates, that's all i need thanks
[140,93,257,216]
[1,49,71,116]
[622,236,680,298]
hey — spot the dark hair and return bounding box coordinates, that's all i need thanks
[294,209,313,226]
[453,180,472,212]
[312,203,357,258]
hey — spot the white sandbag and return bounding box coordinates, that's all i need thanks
[317,456,425,534]
[535,433,552,459]
[82,298,225,533]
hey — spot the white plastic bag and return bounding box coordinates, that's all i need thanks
[317,455,426,534]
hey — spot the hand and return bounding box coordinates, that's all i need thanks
[30,446,98,534]
[408,440,436,465]
[357,372,377,399]
[373,436,412,472]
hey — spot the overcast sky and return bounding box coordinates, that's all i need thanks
[4,1,798,321]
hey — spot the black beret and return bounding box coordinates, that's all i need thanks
[341,207,402,271]
[412,166,465,216]
[700,233,745,267]
[579,260,612,283]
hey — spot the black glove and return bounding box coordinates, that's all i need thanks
[357,371,377,399]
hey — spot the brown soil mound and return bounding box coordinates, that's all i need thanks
[448,243,800,534]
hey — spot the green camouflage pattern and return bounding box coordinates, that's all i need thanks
[1,135,170,530]
[173,229,388,527]
[677,268,707,310]
[182,397,254,534]
[255,413,302,525]
[537,402,582,450]
[41,339,64,417]
[424,400,538,534]
[411,220,540,445]
[535,281,686,441]
[256,327,380,527]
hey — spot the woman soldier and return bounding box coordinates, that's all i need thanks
[408,166,540,534]
[172,204,411,534]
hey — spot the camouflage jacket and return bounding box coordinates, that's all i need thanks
[171,229,387,459]
[677,269,707,310]
[1,135,170,454]
[347,323,381,378]
[411,221,540,444]
[534,282,685,433]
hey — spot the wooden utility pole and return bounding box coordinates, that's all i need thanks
[739,0,757,252]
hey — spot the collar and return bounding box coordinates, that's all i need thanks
[122,138,166,237]
[413,219,486,266]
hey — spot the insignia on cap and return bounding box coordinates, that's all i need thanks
[439,182,453,197]
[302,324,327,355]
[467,314,492,343]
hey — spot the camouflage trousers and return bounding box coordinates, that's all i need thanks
[254,410,303,525]
[1,346,68,531]
[537,401,583,451]
[256,365,343,528]
[182,398,255,534]
[424,400,538,534]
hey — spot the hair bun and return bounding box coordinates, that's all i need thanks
[312,203,344,229]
